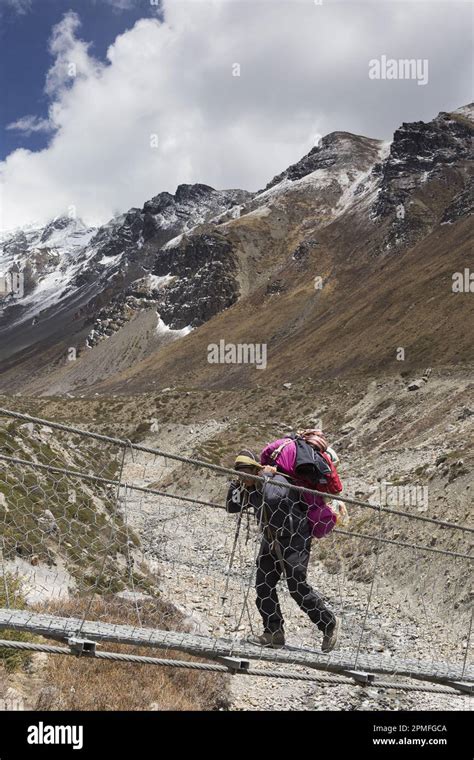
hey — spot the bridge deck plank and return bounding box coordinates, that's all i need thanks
[0,608,471,688]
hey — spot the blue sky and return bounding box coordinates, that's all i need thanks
[0,0,162,159]
[0,0,472,230]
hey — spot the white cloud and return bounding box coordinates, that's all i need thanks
[6,115,53,135]
[0,0,32,15]
[45,11,103,97]
[0,0,472,231]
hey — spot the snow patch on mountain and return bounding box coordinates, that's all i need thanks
[156,315,193,337]
[162,233,184,251]
[334,140,392,218]
[148,274,174,289]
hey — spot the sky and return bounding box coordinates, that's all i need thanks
[0,0,472,230]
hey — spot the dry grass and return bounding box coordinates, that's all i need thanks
[0,574,35,673]
[31,595,230,711]
[0,668,8,698]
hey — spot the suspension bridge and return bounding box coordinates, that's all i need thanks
[0,407,472,700]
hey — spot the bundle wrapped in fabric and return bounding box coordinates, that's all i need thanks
[260,432,344,539]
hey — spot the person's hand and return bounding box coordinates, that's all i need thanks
[332,500,349,526]
[261,465,277,475]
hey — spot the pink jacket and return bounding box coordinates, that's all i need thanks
[260,438,337,538]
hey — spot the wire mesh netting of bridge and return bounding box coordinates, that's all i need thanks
[0,407,472,699]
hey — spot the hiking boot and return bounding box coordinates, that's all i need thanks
[321,616,341,653]
[247,630,286,648]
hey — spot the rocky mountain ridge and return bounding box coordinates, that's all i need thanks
[0,103,472,394]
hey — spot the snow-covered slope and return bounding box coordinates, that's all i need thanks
[250,134,391,223]
[0,217,97,323]
[0,184,252,361]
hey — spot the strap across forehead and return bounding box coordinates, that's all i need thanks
[235,455,261,469]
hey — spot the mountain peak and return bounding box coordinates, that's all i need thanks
[174,183,217,202]
[264,131,383,191]
[448,102,474,122]
[39,215,89,244]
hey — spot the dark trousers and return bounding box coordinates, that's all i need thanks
[255,534,335,635]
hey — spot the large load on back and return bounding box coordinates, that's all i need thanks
[260,429,344,538]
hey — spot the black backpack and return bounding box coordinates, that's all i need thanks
[270,433,332,484]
